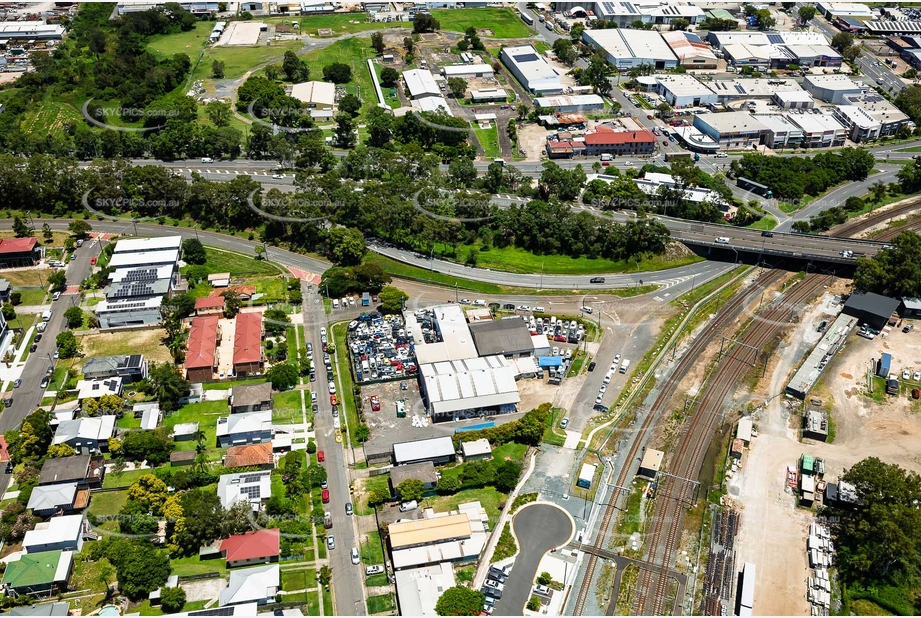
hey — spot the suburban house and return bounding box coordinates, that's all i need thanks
[389,461,440,496]
[23,515,86,554]
[186,315,222,382]
[0,237,41,268]
[52,416,117,455]
[392,436,457,466]
[218,564,280,607]
[133,402,162,431]
[170,450,197,467]
[230,382,273,414]
[194,296,226,316]
[232,313,264,377]
[217,471,272,511]
[216,411,273,447]
[1,550,74,598]
[208,272,231,287]
[27,482,84,518]
[219,529,281,568]
[172,422,201,442]
[223,443,275,469]
[75,378,123,403]
[38,455,105,489]
[81,354,148,383]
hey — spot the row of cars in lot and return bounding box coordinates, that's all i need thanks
[592,353,629,407]
[347,313,417,383]
[481,565,509,614]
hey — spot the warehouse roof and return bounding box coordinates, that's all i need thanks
[843,292,900,320]
[661,31,718,63]
[290,81,335,106]
[403,69,441,98]
[112,236,182,254]
[582,28,677,63]
[468,319,534,356]
[501,45,560,83]
[389,513,472,549]
[419,357,520,416]
[392,436,456,465]
[695,112,768,134]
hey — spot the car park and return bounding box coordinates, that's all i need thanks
[348,312,415,383]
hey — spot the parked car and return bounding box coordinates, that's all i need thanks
[345,502,353,516]
[317,450,325,462]
[322,489,330,503]
[904,324,915,333]
[351,548,360,565]
[370,395,381,411]
[90,256,97,265]
[40,376,49,389]
[903,369,911,380]
[914,371,921,381]
[366,565,384,576]
[13,379,21,388]
[588,362,596,372]
[327,535,335,550]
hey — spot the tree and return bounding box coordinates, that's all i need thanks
[338,93,361,117]
[56,331,80,359]
[5,410,53,466]
[378,286,408,312]
[167,293,196,319]
[404,36,414,54]
[83,394,125,417]
[12,216,32,238]
[798,5,817,23]
[334,112,357,148]
[268,362,298,390]
[68,219,92,239]
[380,67,399,87]
[832,32,854,53]
[368,488,390,507]
[656,101,673,118]
[527,596,541,611]
[326,227,367,266]
[0,501,37,543]
[869,180,888,203]
[447,77,467,98]
[305,462,327,489]
[121,430,174,466]
[396,478,425,502]
[1,303,14,322]
[436,475,461,495]
[147,362,191,413]
[46,443,76,459]
[537,571,553,586]
[435,586,485,616]
[552,38,578,66]
[105,540,171,599]
[670,17,689,30]
[172,489,225,554]
[854,231,921,297]
[181,238,207,264]
[371,31,385,54]
[354,423,370,442]
[283,50,302,81]
[843,45,861,64]
[64,305,84,328]
[323,62,352,84]
[582,54,614,96]
[161,587,186,613]
[319,565,333,586]
[494,460,521,492]
[206,100,232,127]
[48,269,67,293]
[212,59,225,78]
[413,13,440,33]
[220,290,240,318]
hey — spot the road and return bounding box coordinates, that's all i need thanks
[0,240,100,488]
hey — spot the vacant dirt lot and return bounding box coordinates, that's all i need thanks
[732,288,921,616]
[80,328,173,367]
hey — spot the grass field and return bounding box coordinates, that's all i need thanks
[367,593,394,614]
[15,288,47,306]
[432,8,533,37]
[86,489,128,531]
[170,555,230,579]
[103,466,158,489]
[356,474,391,516]
[746,215,778,230]
[147,21,212,58]
[273,389,304,425]
[81,329,173,365]
[193,41,304,81]
[366,573,389,587]
[300,38,377,113]
[162,399,229,459]
[1,270,47,287]
[295,13,406,36]
[20,98,84,138]
[372,62,402,109]
[472,123,500,159]
[361,530,385,565]
[194,247,283,277]
[427,486,505,525]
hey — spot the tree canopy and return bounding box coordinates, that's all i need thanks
[435,586,485,616]
[854,231,921,298]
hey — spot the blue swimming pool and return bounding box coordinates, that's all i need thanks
[98,606,120,616]
[455,422,495,434]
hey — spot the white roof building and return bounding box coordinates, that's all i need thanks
[290,81,336,107]
[816,2,873,18]
[415,96,453,116]
[403,69,441,99]
[460,438,492,459]
[803,74,866,103]
[75,377,123,401]
[410,304,479,365]
[216,411,273,441]
[392,436,456,466]
[0,20,65,39]
[500,45,563,95]
[52,416,117,448]
[108,249,180,269]
[629,172,724,205]
[110,264,175,283]
[440,64,494,79]
[217,471,272,510]
[420,356,520,417]
[112,236,182,254]
[23,515,85,554]
[219,564,280,607]
[533,94,605,111]
[639,74,717,107]
[581,29,678,69]
[395,562,456,616]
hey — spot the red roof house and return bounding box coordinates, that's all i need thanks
[186,315,221,382]
[194,296,225,316]
[219,529,281,567]
[223,443,274,469]
[0,237,40,268]
[233,312,263,376]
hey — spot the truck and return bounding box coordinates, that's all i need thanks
[737,177,773,198]
[362,292,370,307]
[878,352,892,378]
[619,359,630,374]
[886,376,899,395]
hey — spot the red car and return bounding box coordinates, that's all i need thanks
[322,489,330,503]
[602,161,610,166]
[370,395,381,412]
[317,450,325,462]
[913,389,920,400]
[330,395,339,406]
[90,256,97,265]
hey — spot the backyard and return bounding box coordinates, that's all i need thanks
[192,247,283,277]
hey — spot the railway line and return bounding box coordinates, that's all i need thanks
[571,198,921,616]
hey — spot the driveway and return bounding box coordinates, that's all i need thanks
[493,503,573,616]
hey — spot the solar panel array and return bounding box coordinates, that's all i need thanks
[240,485,262,500]
[110,281,156,299]
[767,33,784,44]
[514,53,538,63]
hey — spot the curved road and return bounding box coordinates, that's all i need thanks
[494,503,574,616]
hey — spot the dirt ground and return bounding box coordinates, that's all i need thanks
[80,328,173,366]
[731,284,921,616]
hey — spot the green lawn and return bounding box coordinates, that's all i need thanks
[493,442,527,461]
[286,325,299,362]
[361,530,385,565]
[103,466,160,489]
[147,21,211,58]
[190,247,283,277]
[364,253,659,297]
[306,590,321,615]
[432,8,533,37]
[427,487,506,525]
[162,399,229,456]
[542,408,567,447]
[332,322,362,447]
[366,573,389,587]
[86,489,128,531]
[295,12,405,36]
[202,378,266,390]
[118,414,142,430]
[357,474,392,516]
[170,555,229,579]
[300,38,377,114]
[273,389,304,425]
[472,123,500,159]
[372,61,402,109]
[367,593,394,615]
[281,568,311,592]
[192,41,303,81]
[322,589,333,615]
[746,215,778,231]
[14,288,47,306]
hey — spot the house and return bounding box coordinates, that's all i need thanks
[194,296,226,316]
[0,237,40,268]
[230,382,273,414]
[223,443,275,469]
[392,436,456,466]
[75,378,123,402]
[82,355,148,383]
[27,483,82,518]
[170,450,198,467]
[460,438,492,461]
[0,278,9,303]
[233,313,264,377]
[52,416,116,455]
[208,272,231,288]
[23,515,85,554]
[1,602,72,616]
[218,563,280,607]
[172,422,201,442]
[38,455,105,488]
[1,550,74,598]
[218,471,272,511]
[186,315,221,382]
[219,529,280,567]
[216,411,273,447]
[389,461,439,496]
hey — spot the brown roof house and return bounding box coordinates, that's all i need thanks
[230,382,272,414]
[233,313,264,377]
[223,443,275,469]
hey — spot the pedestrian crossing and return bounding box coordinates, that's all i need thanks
[183,169,289,178]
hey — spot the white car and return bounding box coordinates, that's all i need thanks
[473,299,487,306]
[613,354,621,364]
[581,306,593,314]
[366,565,385,576]
[914,370,921,382]
[714,152,728,158]
[598,384,607,394]
[595,395,604,405]
[552,346,560,356]
[273,173,283,179]
[320,327,327,336]
[517,305,530,311]
[903,369,911,380]
[351,548,360,565]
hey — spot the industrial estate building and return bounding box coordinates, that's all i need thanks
[581,28,678,70]
[500,45,563,95]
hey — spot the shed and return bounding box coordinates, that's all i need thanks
[170,450,197,467]
[901,297,921,318]
[736,417,753,445]
[392,436,456,466]
[801,454,815,476]
[730,438,744,459]
[638,449,663,479]
[842,292,899,331]
[389,461,439,494]
[461,438,492,461]
[469,319,535,357]
[577,463,597,489]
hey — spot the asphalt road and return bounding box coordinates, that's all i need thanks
[493,504,573,616]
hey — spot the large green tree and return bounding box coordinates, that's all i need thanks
[396,478,425,502]
[147,362,191,413]
[854,231,921,297]
[326,227,367,266]
[435,586,485,616]
[378,286,408,312]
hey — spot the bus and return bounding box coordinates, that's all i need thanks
[737,177,773,198]
[519,10,534,25]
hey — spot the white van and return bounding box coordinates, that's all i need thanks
[533,306,546,313]
[619,359,630,374]
[333,299,339,309]
[400,500,418,512]
[42,310,52,322]
[603,372,613,385]
[715,236,730,244]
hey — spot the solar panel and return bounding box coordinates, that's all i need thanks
[767,34,784,44]
[514,53,539,62]
[735,84,745,93]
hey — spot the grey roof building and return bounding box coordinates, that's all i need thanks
[469,319,536,357]
[230,382,273,414]
[392,436,456,466]
[82,354,148,383]
[2,601,72,615]
[389,461,439,494]
[842,292,900,331]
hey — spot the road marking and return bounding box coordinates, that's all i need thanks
[653,296,665,302]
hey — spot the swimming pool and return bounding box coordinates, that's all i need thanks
[98,606,120,616]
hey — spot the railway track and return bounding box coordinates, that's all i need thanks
[571,197,921,617]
